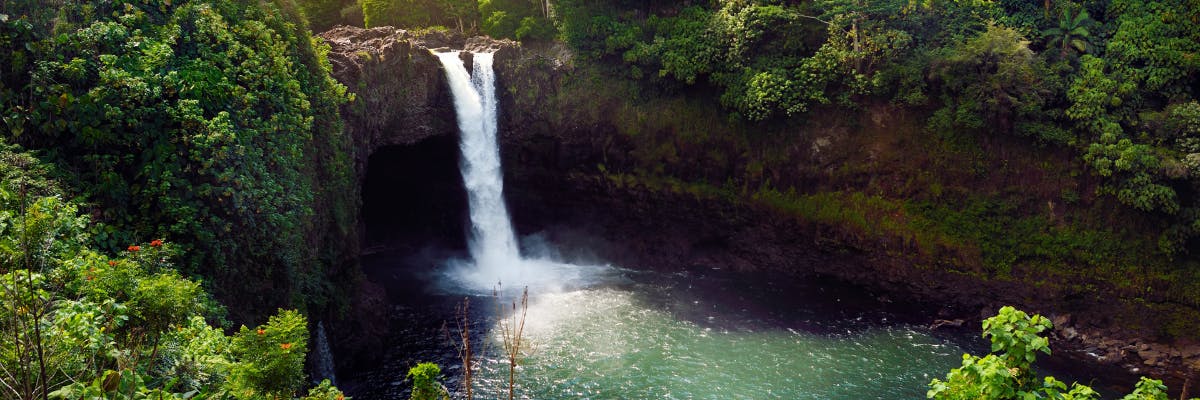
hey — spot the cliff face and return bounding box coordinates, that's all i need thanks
[320,26,597,179]
[320,26,458,177]
[319,26,1199,390]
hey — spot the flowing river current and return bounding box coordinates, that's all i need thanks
[341,50,989,399]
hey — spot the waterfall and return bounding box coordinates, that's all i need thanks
[435,52,522,278]
[435,50,614,293]
[312,321,336,385]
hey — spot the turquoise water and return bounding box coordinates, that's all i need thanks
[469,286,968,399]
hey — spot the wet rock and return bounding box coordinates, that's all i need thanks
[1183,345,1200,359]
[929,318,964,330]
[1138,349,1162,364]
[1052,314,1071,329]
[465,36,517,53]
[1060,326,1079,340]
[458,51,473,71]
[410,29,465,49]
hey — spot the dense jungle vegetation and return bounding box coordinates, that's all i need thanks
[2,0,1200,397]
[1,0,353,397]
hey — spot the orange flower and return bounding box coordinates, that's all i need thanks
[107,260,117,266]
[336,394,344,400]
[86,275,94,281]
[149,239,163,247]
[280,343,292,350]
[127,245,140,252]
[256,328,265,335]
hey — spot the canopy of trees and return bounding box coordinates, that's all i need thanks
[1,0,357,321]
[545,0,1200,255]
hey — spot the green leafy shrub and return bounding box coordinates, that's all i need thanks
[303,379,350,400]
[479,0,547,40]
[515,16,555,42]
[407,362,449,400]
[155,315,234,393]
[297,0,360,31]
[362,0,478,30]
[227,309,311,399]
[363,0,433,28]
[929,307,1183,400]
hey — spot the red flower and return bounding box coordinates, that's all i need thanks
[127,245,140,252]
[86,275,94,281]
[149,239,163,247]
[256,328,265,335]
[280,343,292,350]
[107,260,117,267]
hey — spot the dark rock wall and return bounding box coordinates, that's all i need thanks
[321,26,459,180]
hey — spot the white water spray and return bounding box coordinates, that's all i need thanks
[434,51,614,293]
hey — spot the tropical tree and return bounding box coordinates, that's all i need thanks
[297,0,351,31]
[439,0,480,32]
[928,25,1052,137]
[1041,6,1093,59]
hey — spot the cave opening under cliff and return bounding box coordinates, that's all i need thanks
[361,135,468,251]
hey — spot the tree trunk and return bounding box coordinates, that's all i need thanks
[852,19,863,73]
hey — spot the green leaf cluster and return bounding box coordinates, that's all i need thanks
[478,0,553,41]
[296,0,361,31]
[226,309,311,399]
[929,307,1183,400]
[407,362,450,400]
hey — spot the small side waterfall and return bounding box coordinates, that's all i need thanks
[312,321,336,385]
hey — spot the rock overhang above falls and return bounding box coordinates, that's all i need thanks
[317,25,575,181]
[320,25,564,79]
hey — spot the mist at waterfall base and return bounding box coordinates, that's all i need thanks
[343,51,980,399]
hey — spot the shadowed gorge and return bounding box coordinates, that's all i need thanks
[362,137,469,251]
